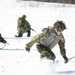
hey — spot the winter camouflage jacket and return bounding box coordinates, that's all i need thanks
[26,26,66,55]
[17,17,31,32]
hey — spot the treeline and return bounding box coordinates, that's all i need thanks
[22,0,75,4]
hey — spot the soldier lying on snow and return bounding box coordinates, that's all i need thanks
[0,33,8,49]
[25,20,68,63]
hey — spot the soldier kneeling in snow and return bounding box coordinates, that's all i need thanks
[25,20,68,63]
[16,15,31,37]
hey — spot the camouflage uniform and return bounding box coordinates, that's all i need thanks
[17,15,31,37]
[0,33,7,44]
[25,20,68,63]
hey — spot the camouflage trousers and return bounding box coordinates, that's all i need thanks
[36,43,56,61]
[17,28,31,37]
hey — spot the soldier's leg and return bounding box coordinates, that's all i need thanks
[18,31,23,37]
[36,44,56,61]
[17,28,23,37]
[18,34,23,37]
[36,44,45,58]
[48,50,56,61]
[27,30,31,37]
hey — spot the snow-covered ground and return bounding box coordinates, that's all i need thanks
[0,0,75,75]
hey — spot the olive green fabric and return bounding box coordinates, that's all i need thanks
[26,28,50,48]
[39,27,62,49]
[22,18,31,28]
[17,17,31,37]
[26,25,67,60]
[58,39,66,56]
[36,44,56,60]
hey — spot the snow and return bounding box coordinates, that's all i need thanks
[0,0,75,75]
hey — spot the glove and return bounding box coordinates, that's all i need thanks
[25,46,30,52]
[63,55,68,63]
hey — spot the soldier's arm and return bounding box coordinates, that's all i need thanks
[58,35,66,56]
[26,32,44,48]
[26,28,49,48]
[17,18,23,28]
[25,20,31,28]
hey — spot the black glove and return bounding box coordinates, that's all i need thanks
[63,55,68,63]
[25,46,30,52]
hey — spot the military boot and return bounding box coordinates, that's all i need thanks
[15,34,22,37]
[63,55,68,63]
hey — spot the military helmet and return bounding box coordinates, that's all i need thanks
[22,15,26,18]
[53,20,66,31]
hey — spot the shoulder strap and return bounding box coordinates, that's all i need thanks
[42,26,53,32]
[48,26,53,31]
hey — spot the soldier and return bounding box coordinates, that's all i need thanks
[0,33,8,49]
[25,20,68,63]
[0,33,6,44]
[16,15,31,37]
